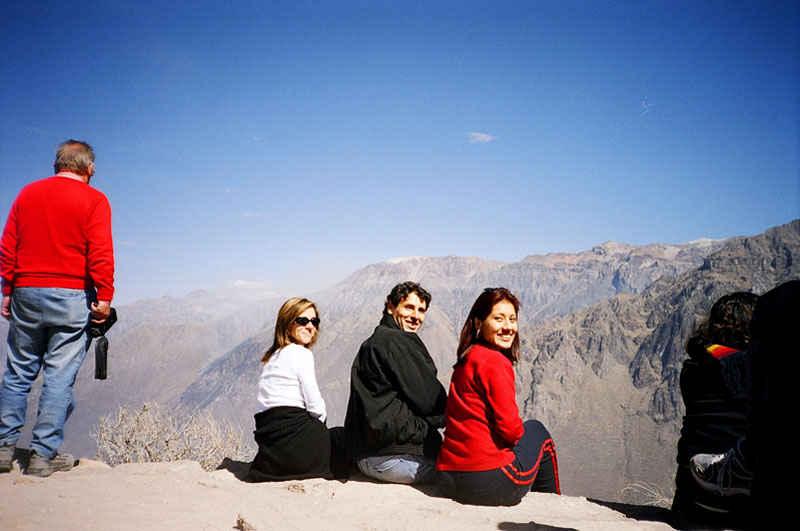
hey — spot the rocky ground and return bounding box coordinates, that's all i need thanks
[1,452,675,531]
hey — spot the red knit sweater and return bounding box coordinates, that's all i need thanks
[0,175,114,301]
[437,343,524,471]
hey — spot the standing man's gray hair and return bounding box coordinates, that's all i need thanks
[54,140,94,174]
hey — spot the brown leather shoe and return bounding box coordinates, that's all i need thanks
[0,444,14,473]
[26,451,75,477]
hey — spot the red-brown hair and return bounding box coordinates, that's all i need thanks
[456,287,521,365]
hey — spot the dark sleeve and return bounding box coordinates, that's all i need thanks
[385,334,447,429]
[355,333,447,447]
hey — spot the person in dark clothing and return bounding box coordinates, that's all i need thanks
[343,281,447,484]
[691,280,799,530]
[671,292,758,527]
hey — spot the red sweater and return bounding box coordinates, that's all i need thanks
[0,175,114,301]
[437,343,524,471]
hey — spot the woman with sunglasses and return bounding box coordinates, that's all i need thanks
[249,297,331,481]
[436,288,560,505]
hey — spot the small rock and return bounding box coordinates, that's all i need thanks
[287,483,306,494]
[234,513,256,530]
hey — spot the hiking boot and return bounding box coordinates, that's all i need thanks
[0,444,15,473]
[26,451,75,477]
[691,448,752,497]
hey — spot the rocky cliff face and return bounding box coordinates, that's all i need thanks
[516,220,800,501]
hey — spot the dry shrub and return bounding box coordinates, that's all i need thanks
[621,480,675,509]
[91,402,252,471]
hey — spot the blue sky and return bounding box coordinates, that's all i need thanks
[1,1,798,305]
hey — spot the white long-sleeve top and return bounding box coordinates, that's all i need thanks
[256,342,327,423]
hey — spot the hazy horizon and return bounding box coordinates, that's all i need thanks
[116,222,789,307]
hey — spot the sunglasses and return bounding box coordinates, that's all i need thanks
[294,316,321,328]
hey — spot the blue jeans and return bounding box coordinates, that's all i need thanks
[357,454,437,484]
[0,287,93,457]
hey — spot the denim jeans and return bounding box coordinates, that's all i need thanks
[357,454,437,484]
[0,287,93,457]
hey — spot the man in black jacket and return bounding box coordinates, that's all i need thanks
[344,281,447,484]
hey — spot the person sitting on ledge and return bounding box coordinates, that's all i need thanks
[671,291,758,527]
[436,287,560,506]
[343,281,447,485]
[691,280,799,530]
[249,298,331,482]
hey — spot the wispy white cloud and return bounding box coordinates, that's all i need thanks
[468,132,496,144]
[232,280,271,290]
[23,125,49,135]
[227,280,278,300]
[218,188,239,194]
[116,240,199,255]
[242,211,267,218]
[251,136,262,142]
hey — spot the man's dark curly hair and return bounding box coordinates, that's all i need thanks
[687,291,759,351]
[384,281,431,311]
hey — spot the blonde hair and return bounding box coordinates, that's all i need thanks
[261,298,319,363]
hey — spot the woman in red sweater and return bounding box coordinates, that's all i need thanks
[437,288,560,505]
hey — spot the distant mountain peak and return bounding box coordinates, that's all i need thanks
[384,256,425,264]
[186,289,209,298]
[684,236,725,246]
[590,241,632,255]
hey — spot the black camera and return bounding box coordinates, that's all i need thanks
[88,307,117,380]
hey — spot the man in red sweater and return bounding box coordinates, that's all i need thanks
[0,140,114,477]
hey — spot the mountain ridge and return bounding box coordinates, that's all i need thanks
[516,219,799,500]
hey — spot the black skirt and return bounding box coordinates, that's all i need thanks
[249,406,332,482]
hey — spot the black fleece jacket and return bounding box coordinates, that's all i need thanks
[344,312,447,460]
[672,340,748,519]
